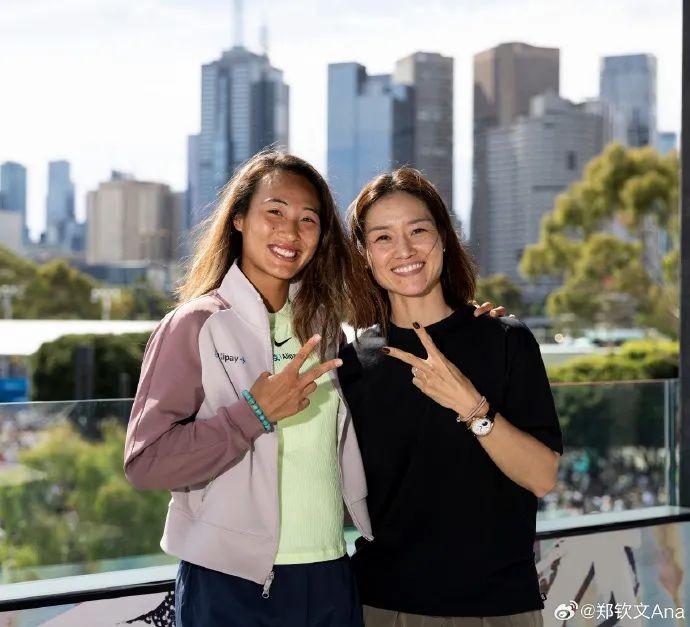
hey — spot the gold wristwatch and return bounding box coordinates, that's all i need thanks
[469,404,497,437]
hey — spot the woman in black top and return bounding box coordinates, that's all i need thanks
[339,168,563,627]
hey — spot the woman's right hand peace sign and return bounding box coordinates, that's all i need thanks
[249,335,342,422]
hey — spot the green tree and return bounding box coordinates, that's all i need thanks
[475,274,524,315]
[0,245,174,321]
[0,420,170,582]
[546,339,677,461]
[31,332,150,402]
[112,279,174,320]
[521,143,679,337]
[547,339,679,383]
[0,244,37,285]
[15,259,101,319]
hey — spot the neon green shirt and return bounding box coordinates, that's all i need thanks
[270,300,346,564]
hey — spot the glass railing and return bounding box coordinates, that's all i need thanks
[0,400,174,586]
[544,379,678,519]
[0,379,679,586]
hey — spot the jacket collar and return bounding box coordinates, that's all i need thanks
[217,261,300,329]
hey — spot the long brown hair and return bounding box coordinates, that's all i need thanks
[177,150,357,354]
[347,167,477,333]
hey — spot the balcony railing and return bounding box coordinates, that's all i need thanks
[0,379,680,588]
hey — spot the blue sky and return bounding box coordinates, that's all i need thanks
[0,0,682,239]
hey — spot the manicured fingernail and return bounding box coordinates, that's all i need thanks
[313,334,321,342]
[381,347,390,354]
[335,359,343,366]
[412,322,420,329]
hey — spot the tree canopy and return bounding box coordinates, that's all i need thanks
[0,245,173,320]
[520,143,679,337]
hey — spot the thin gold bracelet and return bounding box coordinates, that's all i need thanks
[457,395,486,424]
[466,396,486,420]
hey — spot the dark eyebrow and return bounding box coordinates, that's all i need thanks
[263,197,320,215]
[366,217,434,234]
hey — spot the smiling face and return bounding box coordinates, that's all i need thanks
[364,191,444,299]
[233,169,321,286]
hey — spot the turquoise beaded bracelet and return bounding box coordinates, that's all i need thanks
[242,390,273,432]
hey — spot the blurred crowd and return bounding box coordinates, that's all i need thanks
[541,447,666,516]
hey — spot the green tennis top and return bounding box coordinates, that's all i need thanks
[269,300,346,565]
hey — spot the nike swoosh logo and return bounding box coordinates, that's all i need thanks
[275,337,292,347]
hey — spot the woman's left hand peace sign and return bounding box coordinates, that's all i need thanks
[382,322,483,421]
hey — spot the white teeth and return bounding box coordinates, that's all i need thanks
[271,246,297,259]
[392,262,424,274]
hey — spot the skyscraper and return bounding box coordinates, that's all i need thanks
[192,43,289,225]
[327,63,411,213]
[326,51,452,216]
[599,54,657,148]
[470,42,560,274]
[483,94,606,301]
[186,134,201,230]
[0,210,23,254]
[0,162,28,242]
[45,160,76,248]
[86,175,181,265]
[394,52,454,212]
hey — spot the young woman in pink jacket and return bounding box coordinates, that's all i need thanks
[124,151,374,626]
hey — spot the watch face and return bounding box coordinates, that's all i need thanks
[471,417,493,436]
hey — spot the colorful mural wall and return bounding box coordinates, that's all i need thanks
[1,521,688,627]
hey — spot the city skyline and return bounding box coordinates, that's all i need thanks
[0,0,682,240]
[327,52,453,215]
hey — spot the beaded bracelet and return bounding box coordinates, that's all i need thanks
[242,390,273,432]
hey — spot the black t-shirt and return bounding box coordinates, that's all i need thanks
[338,305,563,617]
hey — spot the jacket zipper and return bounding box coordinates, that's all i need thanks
[262,316,280,599]
[262,570,275,598]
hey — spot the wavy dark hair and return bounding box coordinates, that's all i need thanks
[347,167,477,334]
[177,150,357,356]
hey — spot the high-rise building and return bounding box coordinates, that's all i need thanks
[0,162,28,242]
[45,160,76,248]
[327,63,411,213]
[64,222,87,253]
[394,52,454,211]
[327,51,452,216]
[470,42,560,273]
[483,94,606,302]
[86,175,182,265]
[186,134,201,230]
[191,44,289,225]
[0,210,24,254]
[599,54,657,148]
[579,98,620,145]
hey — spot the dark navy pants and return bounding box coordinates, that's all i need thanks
[175,555,364,627]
